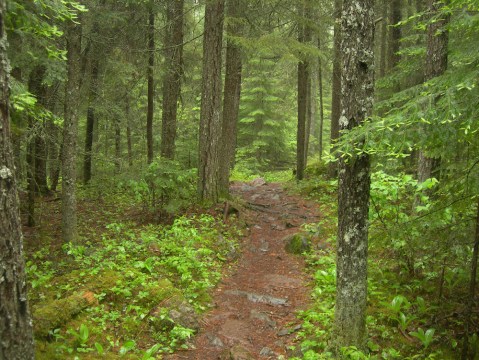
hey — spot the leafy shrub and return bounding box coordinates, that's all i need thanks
[128,158,196,215]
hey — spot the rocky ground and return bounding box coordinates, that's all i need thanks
[167,180,321,359]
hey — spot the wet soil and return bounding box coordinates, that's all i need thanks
[167,180,321,359]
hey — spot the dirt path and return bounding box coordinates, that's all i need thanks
[168,180,320,359]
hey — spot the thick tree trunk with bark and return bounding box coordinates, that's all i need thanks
[333,0,375,351]
[329,0,342,178]
[198,0,225,203]
[318,37,325,161]
[114,117,121,174]
[62,20,82,243]
[219,0,243,197]
[146,4,155,164]
[0,2,36,356]
[83,22,100,184]
[161,0,184,160]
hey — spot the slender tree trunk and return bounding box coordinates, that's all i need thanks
[219,0,243,196]
[161,0,184,160]
[461,196,479,359]
[30,66,49,195]
[114,117,121,174]
[62,19,82,243]
[318,37,325,161]
[417,0,449,184]
[26,117,36,227]
[126,95,133,167]
[146,4,155,164]
[296,1,311,181]
[333,0,375,351]
[387,0,401,74]
[198,0,225,202]
[0,2,36,356]
[379,0,388,78]
[83,22,100,184]
[329,0,342,178]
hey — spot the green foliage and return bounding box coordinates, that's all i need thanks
[236,56,296,173]
[29,214,240,358]
[127,158,196,215]
[409,328,435,349]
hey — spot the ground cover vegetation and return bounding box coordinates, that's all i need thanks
[0,0,478,359]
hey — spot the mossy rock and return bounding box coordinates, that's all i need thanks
[138,278,182,308]
[283,233,311,255]
[33,291,97,339]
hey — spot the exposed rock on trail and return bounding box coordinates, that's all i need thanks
[167,180,320,359]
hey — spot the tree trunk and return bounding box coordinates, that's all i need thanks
[29,65,49,195]
[26,117,35,227]
[461,196,479,359]
[83,22,100,184]
[333,0,375,352]
[146,3,155,164]
[318,37,325,161]
[296,1,311,181]
[197,0,225,203]
[62,19,82,243]
[219,0,243,196]
[126,95,133,167]
[387,0,401,74]
[417,0,449,184]
[161,0,184,160]
[114,117,121,174]
[329,0,342,178]
[379,0,388,78]
[0,2,36,356]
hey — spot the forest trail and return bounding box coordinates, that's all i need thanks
[167,180,321,359]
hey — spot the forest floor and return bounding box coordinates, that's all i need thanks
[166,179,322,360]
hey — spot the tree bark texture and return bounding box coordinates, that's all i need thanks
[0,1,36,356]
[161,0,184,160]
[329,0,342,178]
[62,20,82,243]
[83,21,100,184]
[333,0,375,351]
[219,0,243,196]
[147,4,155,164]
[197,0,225,203]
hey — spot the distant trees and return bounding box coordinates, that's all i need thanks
[0,0,35,356]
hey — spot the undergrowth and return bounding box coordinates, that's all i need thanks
[287,162,473,359]
[28,213,240,359]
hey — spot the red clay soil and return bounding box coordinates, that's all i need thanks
[167,180,321,360]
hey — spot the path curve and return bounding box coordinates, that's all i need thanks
[168,180,320,359]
